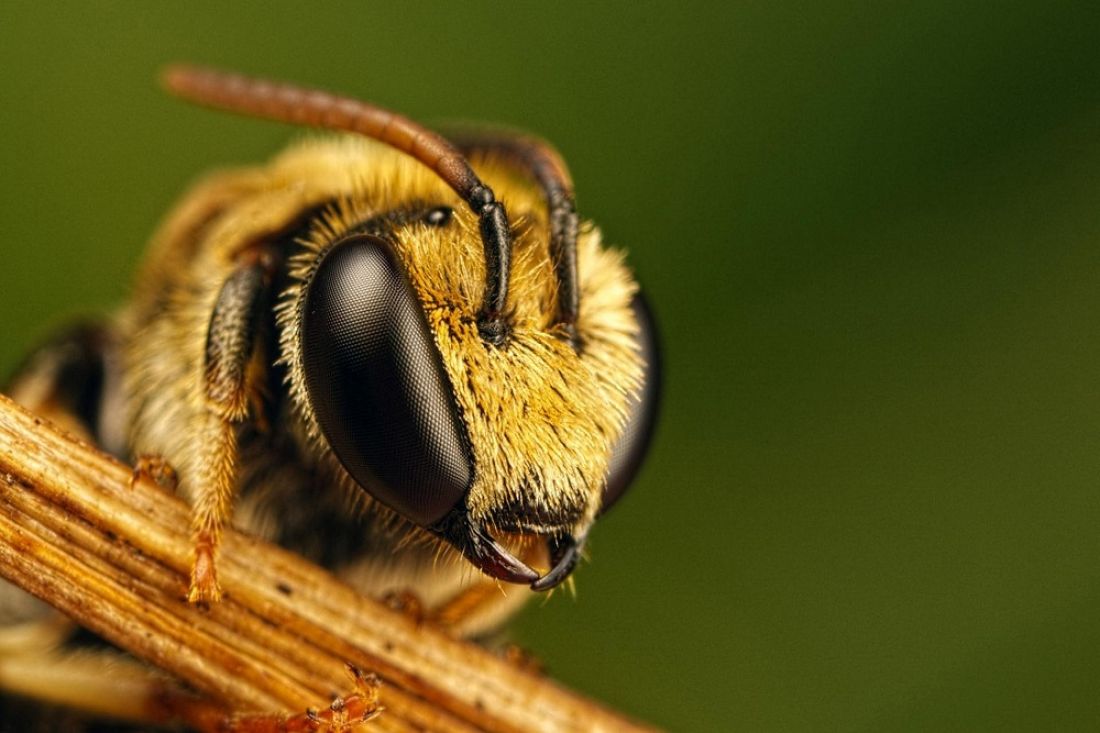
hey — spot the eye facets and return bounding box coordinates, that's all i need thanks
[301,235,473,526]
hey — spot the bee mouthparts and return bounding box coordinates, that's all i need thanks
[531,534,581,592]
[430,508,582,591]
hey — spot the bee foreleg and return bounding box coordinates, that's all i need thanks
[426,581,504,630]
[130,453,180,492]
[157,665,382,733]
[189,259,271,604]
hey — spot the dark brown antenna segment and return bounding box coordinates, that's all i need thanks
[446,129,580,345]
[161,65,511,343]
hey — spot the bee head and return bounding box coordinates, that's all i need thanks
[283,163,658,591]
[162,67,659,590]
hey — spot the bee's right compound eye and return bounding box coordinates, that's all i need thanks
[300,235,474,526]
[601,291,662,513]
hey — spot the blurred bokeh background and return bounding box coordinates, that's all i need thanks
[4,2,1100,730]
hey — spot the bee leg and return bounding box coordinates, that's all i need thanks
[160,665,382,733]
[422,586,545,670]
[426,577,544,641]
[189,259,272,604]
[130,453,179,492]
[1,619,383,730]
[427,581,504,630]
[499,643,545,675]
[382,589,427,624]
[417,538,546,636]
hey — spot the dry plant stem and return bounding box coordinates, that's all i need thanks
[0,393,656,733]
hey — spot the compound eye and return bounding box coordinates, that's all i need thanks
[300,234,472,526]
[602,291,662,513]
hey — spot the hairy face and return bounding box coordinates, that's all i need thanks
[276,138,643,580]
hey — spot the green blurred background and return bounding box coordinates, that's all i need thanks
[4,2,1100,730]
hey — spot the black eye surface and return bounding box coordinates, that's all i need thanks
[602,291,662,513]
[301,234,472,526]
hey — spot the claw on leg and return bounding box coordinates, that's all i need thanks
[188,530,222,604]
[501,643,544,675]
[130,454,179,492]
[295,665,382,732]
[382,590,426,625]
[212,665,382,732]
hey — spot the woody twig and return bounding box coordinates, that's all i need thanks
[0,393,655,732]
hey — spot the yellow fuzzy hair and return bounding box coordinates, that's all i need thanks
[272,137,644,538]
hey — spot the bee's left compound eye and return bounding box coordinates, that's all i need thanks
[300,235,473,526]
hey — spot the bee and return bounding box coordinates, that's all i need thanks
[0,67,660,726]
